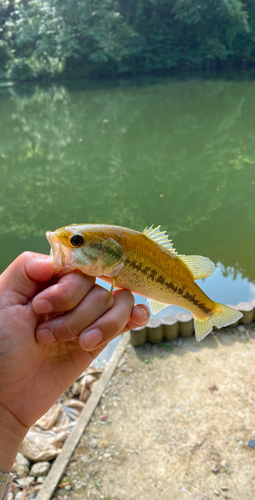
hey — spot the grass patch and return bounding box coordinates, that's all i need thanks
[144,357,153,364]
[94,480,101,491]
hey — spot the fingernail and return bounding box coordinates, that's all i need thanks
[79,328,103,350]
[33,299,53,314]
[138,306,150,322]
[36,329,56,344]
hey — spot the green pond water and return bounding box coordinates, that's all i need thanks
[1,76,255,357]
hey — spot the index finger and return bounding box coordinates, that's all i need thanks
[32,271,95,315]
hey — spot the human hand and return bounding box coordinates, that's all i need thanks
[0,252,149,471]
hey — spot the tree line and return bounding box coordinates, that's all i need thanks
[0,0,255,82]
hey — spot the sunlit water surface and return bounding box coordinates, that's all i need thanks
[1,75,255,360]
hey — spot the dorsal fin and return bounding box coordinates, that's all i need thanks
[178,255,215,280]
[143,225,215,280]
[143,225,177,255]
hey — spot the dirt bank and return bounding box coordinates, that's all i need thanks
[56,326,255,500]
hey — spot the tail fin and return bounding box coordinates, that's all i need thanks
[194,304,243,342]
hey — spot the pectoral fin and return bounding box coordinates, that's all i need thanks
[107,277,117,302]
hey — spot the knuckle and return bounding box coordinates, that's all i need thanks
[125,290,135,306]
[21,251,33,259]
[93,285,112,307]
[59,291,76,310]
[78,272,95,286]
[115,289,134,307]
[17,251,34,265]
[109,314,123,333]
[52,317,77,341]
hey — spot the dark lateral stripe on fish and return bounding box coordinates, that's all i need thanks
[185,296,212,314]
[125,258,143,273]
[126,259,158,279]
[126,258,212,315]
[149,270,157,280]
[156,276,165,284]
[165,281,212,314]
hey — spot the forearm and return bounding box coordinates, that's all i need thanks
[0,403,28,473]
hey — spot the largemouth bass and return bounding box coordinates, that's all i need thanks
[46,224,242,341]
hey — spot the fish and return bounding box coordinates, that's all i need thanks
[46,223,243,342]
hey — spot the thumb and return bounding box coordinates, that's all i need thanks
[0,252,55,305]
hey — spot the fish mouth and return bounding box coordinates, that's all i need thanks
[46,231,66,270]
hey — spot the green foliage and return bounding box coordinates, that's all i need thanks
[0,0,14,75]
[1,0,140,80]
[0,0,255,80]
[3,0,65,80]
[116,0,251,71]
[171,0,249,65]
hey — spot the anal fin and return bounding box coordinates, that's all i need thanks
[148,299,168,315]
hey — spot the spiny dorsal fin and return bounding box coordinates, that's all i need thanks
[143,225,177,255]
[143,225,215,280]
[178,255,215,280]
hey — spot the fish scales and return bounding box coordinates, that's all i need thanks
[46,223,243,341]
[113,230,213,318]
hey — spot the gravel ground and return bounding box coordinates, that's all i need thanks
[54,325,255,500]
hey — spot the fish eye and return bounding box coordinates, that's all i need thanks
[70,234,84,247]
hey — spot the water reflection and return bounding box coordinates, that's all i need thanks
[0,76,254,296]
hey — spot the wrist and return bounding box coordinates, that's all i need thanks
[0,403,28,473]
